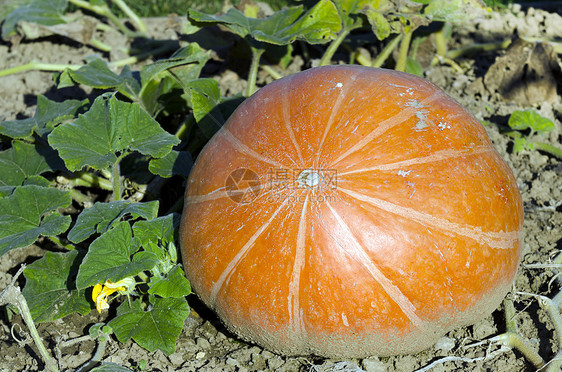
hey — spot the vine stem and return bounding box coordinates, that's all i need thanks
[533,142,562,159]
[261,65,283,80]
[75,336,109,372]
[245,46,265,97]
[0,40,177,78]
[67,0,139,38]
[111,157,122,201]
[46,236,76,251]
[0,61,81,77]
[111,0,147,34]
[319,28,351,67]
[494,296,549,369]
[395,28,413,72]
[70,172,114,190]
[445,39,512,60]
[373,33,403,68]
[0,266,60,372]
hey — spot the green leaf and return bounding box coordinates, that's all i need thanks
[186,78,225,138]
[68,200,159,244]
[148,265,191,298]
[48,93,180,171]
[1,0,67,38]
[76,221,158,288]
[512,137,530,153]
[0,141,55,193]
[148,150,192,178]
[108,297,190,355]
[133,214,179,257]
[22,250,91,323]
[364,8,390,40]
[0,185,72,256]
[187,78,221,122]
[405,57,423,77]
[423,0,468,23]
[58,57,140,99]
[187,86,245,139]
[188,0,340,46]
[279,0,341,44]
[139,44,210,115]
[508,110,556,133]
[140,43,210,87]
[89,322,113,340]
[0,95,87,139]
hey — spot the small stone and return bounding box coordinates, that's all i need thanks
[168,352,184,366]
[228,348,252,363]
[267,355,285,370]
[434,336,456,352]
[199,321,219,339]
[362,357,387,372]
[196,337,211,350]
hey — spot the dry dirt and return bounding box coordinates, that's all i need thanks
[1,3,562,372]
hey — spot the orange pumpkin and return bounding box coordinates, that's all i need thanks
[179,65,523,358]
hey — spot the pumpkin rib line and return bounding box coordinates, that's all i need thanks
[219,127,289,168]
[287,192,309,345]
[313,71,360,167]
[209,197,292,305]
[337,146,494,176]
[282,74,305,167]
[337,187,519,249]
[324,201,426,330]
[185,186,228,204]
[328,90,443,168]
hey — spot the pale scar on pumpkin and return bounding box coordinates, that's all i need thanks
[329,90,443,167]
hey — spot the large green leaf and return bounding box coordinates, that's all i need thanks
[0,185,72,256]
[109,296,190,355]
[0,95,87,139]
[138,44,210,116]
[1,0,67,38]
[148,265,190,298]
[140,43,210,86]
[364,8,390,40]
[508,110,556,133]
[423,0,475,23]
[22,250,91,323]
[76,221,158,288]
[132,214,178,249]
[0,141,57,194]
[186,78,226,138]
[148,150,192,179]
[48,93,180,171]
[188,0,341,45]
[68,200,159,244]
[58,57,140,100]
[132,214,179,264]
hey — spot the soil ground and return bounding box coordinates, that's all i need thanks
[1,3,562,372]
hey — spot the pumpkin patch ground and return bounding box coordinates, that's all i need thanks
[1,3,562,372]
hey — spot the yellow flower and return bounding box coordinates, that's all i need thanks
[92,277,136,313]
